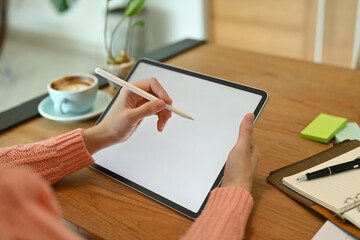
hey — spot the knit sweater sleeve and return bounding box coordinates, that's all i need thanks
[0,167,85,240]
[181,187,253,240]
[0,129,94,183]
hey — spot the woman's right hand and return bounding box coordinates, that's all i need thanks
[221,113,260,192]
[83,77,172,155]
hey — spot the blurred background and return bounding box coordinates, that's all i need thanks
[0,0,359,113]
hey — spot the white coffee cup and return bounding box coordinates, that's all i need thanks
[48,74,98,115]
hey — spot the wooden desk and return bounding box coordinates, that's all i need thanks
[0,44,359,239]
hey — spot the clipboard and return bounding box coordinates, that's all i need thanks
[91,58,268,218]
[267,140,360,238]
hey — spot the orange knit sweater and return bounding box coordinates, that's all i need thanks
[0,129,253,239]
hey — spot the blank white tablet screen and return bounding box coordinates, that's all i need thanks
[93,61,264,214]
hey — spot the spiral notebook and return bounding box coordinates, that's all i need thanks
[282,146,360,228]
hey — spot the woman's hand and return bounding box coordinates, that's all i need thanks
[221,113,260,192]
[83,78,173,154]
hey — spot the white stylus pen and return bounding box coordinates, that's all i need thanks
[95,68,194,120]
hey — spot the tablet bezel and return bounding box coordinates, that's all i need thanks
[90,58,268,218]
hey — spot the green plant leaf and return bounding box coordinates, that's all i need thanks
[125,0,146,17]
[131,21,144,29]
[50,0,77,13]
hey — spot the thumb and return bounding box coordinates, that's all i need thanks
[235,113,255,150]
[127,99,165,123]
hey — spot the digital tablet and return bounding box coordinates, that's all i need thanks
[91,58,268,218]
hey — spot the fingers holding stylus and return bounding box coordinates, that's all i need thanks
[134,78,173,105]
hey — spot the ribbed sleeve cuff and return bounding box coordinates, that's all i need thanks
[54,129,94,178]
[181,187,254,240]
[206,187,253,215]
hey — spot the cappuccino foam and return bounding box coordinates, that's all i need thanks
[51,76,93,92]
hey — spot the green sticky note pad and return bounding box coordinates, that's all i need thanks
[300,113,347,143]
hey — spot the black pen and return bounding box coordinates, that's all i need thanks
[297,156,360,181]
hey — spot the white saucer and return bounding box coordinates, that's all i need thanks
[38,91,112,122]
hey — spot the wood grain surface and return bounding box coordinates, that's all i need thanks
[210,0,359,69]
[210,0,318,61]
[0,43,359,239]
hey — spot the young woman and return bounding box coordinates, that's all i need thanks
[0,78,260,239]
